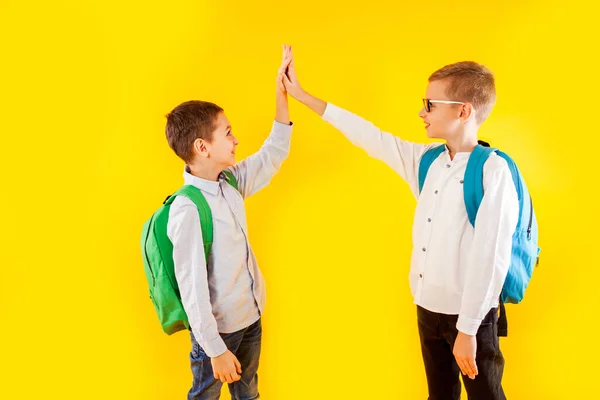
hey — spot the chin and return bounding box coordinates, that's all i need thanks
[225,157,236,167]
[427,130,448,141]
[426,130,439,139]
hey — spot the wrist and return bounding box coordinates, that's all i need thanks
[212,349,228,359]
[275,118,290,125]
[296,88,309,102]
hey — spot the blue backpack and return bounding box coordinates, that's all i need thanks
[418,141,540,335]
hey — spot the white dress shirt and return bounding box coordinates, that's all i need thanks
[167,120,292,357]
[322,103,519,335]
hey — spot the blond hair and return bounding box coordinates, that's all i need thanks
[429,61,496,124]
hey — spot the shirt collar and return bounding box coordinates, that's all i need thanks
[444,144,471,159]
[183,165,228,196]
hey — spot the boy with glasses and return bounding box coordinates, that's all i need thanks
[282,53,518,400]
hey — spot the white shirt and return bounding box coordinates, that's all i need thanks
[322,103,519,335]
[167,120,292,357]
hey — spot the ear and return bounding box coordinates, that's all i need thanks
[193,138,210,158]
[459,103,475,123]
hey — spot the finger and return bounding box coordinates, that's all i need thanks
[213,372,219,380]
[279,60,291,73]
[280,53,292,66]
[277,75,286,88]
[283,73,293,87]
[467,359,479,378]
[220,373,228,383]
[456,358,468,376]
[461,358,475,379]
[234,358,242,374]
[280,55,292,70]
[232,371,241,382]
[461,361,471,377]
[225,374,234,384]
[288,63,297,80]
[282,44,290,60]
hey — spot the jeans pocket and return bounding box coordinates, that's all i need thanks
[190,333,208,361]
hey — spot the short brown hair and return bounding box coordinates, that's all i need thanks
[429,61,496,124]
[165,100,223,163]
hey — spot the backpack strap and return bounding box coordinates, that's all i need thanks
[164,185,213,264]
[418,144,446,194]
[222,170,239,191]
[464,145,509,336]
[464,144,530,337]
[495,151,523,201]
[463,145,497,226]
[465,145,528,227]
[162,172,238,263]
[498,299,508,337]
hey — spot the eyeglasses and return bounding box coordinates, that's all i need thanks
[422,99,466,113]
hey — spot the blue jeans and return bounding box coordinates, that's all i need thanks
[188,318,262,400]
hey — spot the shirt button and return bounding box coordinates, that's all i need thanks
[422,247,426,252]
[427,218,432,222]
[446,164,451,168]
[419,274,423,278]
[434,190,438,194]
[460,180,464,184]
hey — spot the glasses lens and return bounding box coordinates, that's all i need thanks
[423,99,431,112]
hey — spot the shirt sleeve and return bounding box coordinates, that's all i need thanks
[167,196,227,357]
[226,120,293,199]
[457,156,520,335]
[321,102,438,196]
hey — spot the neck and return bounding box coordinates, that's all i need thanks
[445,130,478,160]
[188,162,222,182]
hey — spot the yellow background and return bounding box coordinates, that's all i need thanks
[1,0,598,398]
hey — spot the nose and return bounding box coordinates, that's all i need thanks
[419,108,427,119]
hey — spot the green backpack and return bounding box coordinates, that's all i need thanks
[140,171,238,335]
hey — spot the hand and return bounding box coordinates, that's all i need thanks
[276,44,293,94]
[282,46,304,99]
[211,350,242,384]
[453,331,478,380]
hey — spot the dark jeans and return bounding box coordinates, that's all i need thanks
[417,306,506,400]
[188,318,262,400]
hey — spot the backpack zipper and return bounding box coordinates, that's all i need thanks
[527,196,533,240]
[144,214,156,287]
